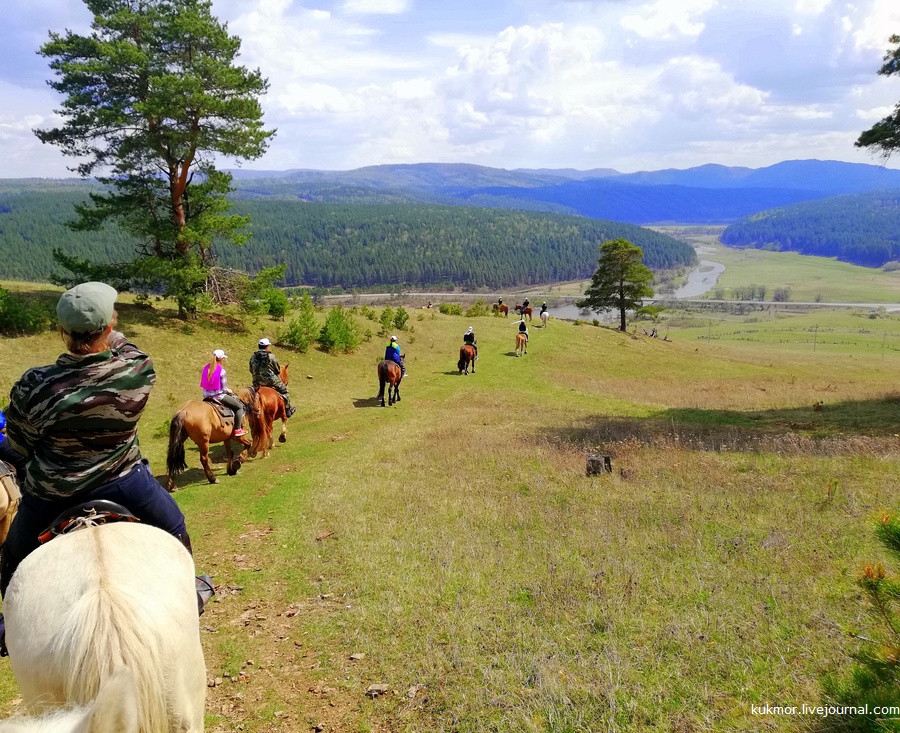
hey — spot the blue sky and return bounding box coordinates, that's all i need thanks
[1,0,899,177]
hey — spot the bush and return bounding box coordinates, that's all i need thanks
[319,305,361,353]
[379,306,395,336]
[393,306,409,331]
[265,288,291,320]
[439,303,463,316]
[277,318,310,352]
[464,298,491,318]
[295,292,319,344]
[773,287,792,302]
[0,289,54,335]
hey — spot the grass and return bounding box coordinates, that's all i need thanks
[0,289,898,732]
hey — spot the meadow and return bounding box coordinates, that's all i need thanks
[0,286,898,732]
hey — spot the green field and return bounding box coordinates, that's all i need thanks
[0,288,898,732]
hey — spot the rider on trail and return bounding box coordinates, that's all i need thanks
[541,302,548,315]
[201,349,247,437]
[249,338,296,417]
[515,318,529,342]
[522,298,530,310]
[463,326,478,360]
[0,282,214,652]
[385,335,408,377]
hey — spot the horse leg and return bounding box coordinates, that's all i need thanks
[278,418,287,443]
[225,439,241,476]
[198,440,218,484]
[379,378,386,407]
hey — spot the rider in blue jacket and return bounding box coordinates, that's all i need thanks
[384,336,408,377]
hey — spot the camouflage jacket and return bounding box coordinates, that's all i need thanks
[5,331,156,499]
[249,349,281,387]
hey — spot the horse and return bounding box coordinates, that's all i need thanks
[377,359,403,407]
[540,310,549,327]
[165,388,258,491]
[515,332,528,357]
[492,303,509,317]
[515,305,533,321]
[0,462,20,545]
[249,364,289,459]
[458,344,476,375]
[0,522,206,732]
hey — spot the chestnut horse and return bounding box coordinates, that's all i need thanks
[492,303,509,317]
[515,333,528,357]
[250,364,290,459]
[377,359,403,407]
[458,344,476,375]
[515,304,533,321]
[165,387,258,491]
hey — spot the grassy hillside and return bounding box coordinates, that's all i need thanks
[0,287,898,731]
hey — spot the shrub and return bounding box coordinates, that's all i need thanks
[318,305,361,353]
[265,288,291,320]
[773,287,792,302]
[465,298,491,318]
[379,306,395,336]
[295,292,319,344]
[439,303,463,316]
[277,318,310,352]
[0,289,54,335]
[393,306,409,331]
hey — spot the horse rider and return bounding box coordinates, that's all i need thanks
[384,335,408,377]
[249,337,296,417]
[200,349,247,437]
[514,317,529,343]
[463,326,478,360]
[0,411,26,478]
[0,282,214,652]
[498,296,503,307]
[540,301,548,315]
[522,297,530,310]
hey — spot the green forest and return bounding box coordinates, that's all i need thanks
[720,190,900,267]
[0,190,695,288]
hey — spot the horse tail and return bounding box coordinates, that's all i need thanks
[238,386,262,436]
[166,411,189,477]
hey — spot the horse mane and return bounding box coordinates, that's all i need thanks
[235,386,262,436]
[45,530,169,731]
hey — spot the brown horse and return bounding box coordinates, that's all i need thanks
[250,364,290,458]
[165,387,258,491]
[515,332,528,357]
[515,304,533,321]
[458,344,476,375]
[492,303,509,317]
[0,463,20,545]
[377,359,403,406]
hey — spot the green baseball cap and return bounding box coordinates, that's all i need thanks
[57,282,117,334]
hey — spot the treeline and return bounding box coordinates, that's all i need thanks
[0,192,695,288]
[721,191,900,267]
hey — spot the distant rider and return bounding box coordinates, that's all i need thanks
[463,326,478,360]
[249,338,296,418]
[522,298,530,310]
[540,302,548,315]
[201,349,247,437]
[0,282,213,652]
[515,318,529,343]
[384,335,408,377]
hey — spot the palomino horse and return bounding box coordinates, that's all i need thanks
[377,359,403,407]
[166,388,257,491]
[458,344,476,375]
[515,333,528,357]
[515,305,533,321]
[540,310,549,327]
[250,364,289,459]
[492,303,509,317]
[0,522,206,732]
[0,462,20,545]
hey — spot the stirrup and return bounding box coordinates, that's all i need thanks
[196,575,215,615]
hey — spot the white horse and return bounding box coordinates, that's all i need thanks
[540,310,549,327]
[0,522,206,732]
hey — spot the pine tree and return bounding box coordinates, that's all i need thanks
[577,239,654,332]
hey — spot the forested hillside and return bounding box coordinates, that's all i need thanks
[0,191,694,288]
[721,190,900,267]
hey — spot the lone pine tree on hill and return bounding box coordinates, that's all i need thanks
[578,238,654,332]
[857,34,900,159]
[35,0,275,317]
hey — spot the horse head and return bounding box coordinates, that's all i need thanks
[280,363,289,385]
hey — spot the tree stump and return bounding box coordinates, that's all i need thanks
[587,454,612,476]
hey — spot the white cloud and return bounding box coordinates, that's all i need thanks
[620,0,716,40]
[341,0,411,15]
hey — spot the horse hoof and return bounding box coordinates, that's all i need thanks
[210,478,219,485]
[278,435,287,443]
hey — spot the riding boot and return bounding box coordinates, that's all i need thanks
[178,532,216,615]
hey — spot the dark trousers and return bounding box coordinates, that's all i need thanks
[217,393,245,430]
[1,460,187,596]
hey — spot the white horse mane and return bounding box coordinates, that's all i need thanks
[0,523,206,732]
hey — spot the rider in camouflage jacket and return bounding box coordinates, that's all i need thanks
[249,338,295,417]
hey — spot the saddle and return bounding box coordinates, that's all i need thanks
[203,397,235,431]
[38,500,140,545]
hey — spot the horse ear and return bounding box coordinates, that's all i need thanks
[82,668,139,733]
